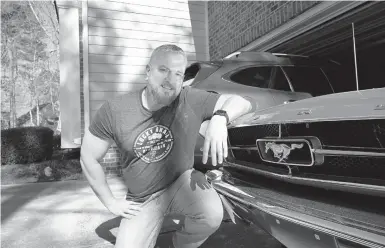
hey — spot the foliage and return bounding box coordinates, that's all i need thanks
[1,159,83,185]
[1,126,54,165]
[1,1,60,129]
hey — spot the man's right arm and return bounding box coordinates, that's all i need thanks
[80,129,116,210]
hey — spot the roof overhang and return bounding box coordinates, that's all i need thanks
[236,1,367,53]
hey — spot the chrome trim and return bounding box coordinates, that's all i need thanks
[257,138,315,166]
[224,161,385,197]
[229,117,384,129]
[272,53,309,58]
[212,180,385,248]
[320,67,335,93]
[228,146,259,151]
[279,66,295,92]
[312,149,385,157]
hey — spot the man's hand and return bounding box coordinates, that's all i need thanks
[202,115,228,166]
[106,197,143,219]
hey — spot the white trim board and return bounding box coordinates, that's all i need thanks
[82,0,90,132]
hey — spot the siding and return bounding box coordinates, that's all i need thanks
[87,0,208,116]
[85,0,208,174]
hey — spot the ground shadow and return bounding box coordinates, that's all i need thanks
[95,215,184,246]
[95,216,121,245]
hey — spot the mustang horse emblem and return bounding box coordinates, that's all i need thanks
[265,142,304,162]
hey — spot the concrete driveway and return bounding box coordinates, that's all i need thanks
[1,177,282,248]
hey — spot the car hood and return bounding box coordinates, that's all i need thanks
[229,87,385,127]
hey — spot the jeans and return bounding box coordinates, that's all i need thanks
[114,168,224,248]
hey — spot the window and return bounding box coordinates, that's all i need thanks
[230,66,273,88]
[184,63,220,86]
[270,67,291,91]
[282,66,333,96]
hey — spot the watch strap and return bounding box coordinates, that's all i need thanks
[213,110,229,124]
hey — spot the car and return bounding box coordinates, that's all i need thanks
[185,51,339,167]
[202,87,385,248]
[223,87,385,197]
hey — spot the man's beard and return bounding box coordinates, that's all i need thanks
[148,84,178,106]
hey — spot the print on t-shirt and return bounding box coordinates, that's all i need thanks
[133,125,174,163]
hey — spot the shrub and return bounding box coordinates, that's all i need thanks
[1,126,54,165]
[53,134,61,150]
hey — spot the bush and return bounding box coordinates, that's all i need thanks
[53,134,61,150]
[1,126,54,165]
[1,159,84,185]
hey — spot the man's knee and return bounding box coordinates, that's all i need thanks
[196,193,224,232]
[205,207,223,231]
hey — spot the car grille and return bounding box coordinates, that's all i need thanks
[228,125,279,146]
[228,119,385,184]
[282,120,385,148]
[228,119,385,148]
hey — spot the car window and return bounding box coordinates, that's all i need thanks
[270,67,291,91]
[282,66,333,96]
[184,63,220,87]
[230,66,272,88]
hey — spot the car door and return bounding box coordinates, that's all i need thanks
[269,66,312,105]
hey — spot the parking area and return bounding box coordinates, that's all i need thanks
[1,177,282,248]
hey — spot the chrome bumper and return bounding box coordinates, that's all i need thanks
[206,169,385,248]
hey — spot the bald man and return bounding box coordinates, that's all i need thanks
[80,44,252,248]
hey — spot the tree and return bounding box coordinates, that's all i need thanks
[1,1,60,128]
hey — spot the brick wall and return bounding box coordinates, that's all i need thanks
[208,1,320,60]
[99,146,122,176]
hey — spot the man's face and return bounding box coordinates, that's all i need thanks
[146,51,186,106]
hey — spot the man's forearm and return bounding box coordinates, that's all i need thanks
[218,95,252,123]
[80,156,116,209]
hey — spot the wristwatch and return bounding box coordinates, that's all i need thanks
[213,110,229,124]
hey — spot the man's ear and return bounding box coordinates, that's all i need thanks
[145,64,151,78]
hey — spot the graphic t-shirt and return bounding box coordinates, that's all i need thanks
[89,86,220,201]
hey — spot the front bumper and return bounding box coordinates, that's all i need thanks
[206,168,385,248]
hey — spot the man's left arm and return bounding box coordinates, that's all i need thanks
[202,94,252,166]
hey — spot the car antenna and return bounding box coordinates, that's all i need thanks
[352,23,360,92]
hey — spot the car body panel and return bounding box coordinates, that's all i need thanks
[269,88,312,106]
[228,87,385,128]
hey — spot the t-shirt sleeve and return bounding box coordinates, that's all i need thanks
[88,101,114,141]
[184,86,221,122]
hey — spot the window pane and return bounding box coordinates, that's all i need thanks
[282,66,333,96]
[271,67,291,91]
[230,66,272,88]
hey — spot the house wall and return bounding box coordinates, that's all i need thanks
[84,0,208,176]
[208,1,320,60]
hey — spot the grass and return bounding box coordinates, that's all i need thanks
[1,149,85,185]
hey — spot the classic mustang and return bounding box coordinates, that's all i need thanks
[201,87,385,248]
[225,87,385,197]
[187,51,339,166]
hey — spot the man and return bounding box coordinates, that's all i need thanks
[80,44,252,248]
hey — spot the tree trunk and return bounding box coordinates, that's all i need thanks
[37,98,40,125]
[8,45,17,128]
